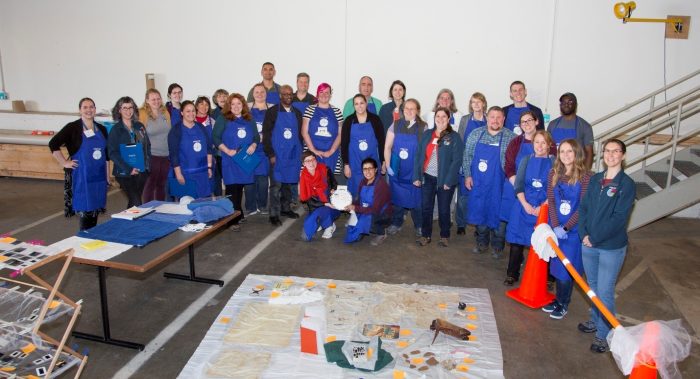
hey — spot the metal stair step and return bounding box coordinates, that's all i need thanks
[645,170,679,189]
[673,160,700,177]
[691,148,700,158]
[635,181,656,200]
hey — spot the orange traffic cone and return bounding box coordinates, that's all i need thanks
[629,321,659,379]
[506,203,555,308]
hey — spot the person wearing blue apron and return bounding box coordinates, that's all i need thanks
[344,158,391,245]
[246,62,281,105]
[195,96,222,197]
[455,93,488,235]
[262,85,303,226]
[169,104,213,201]
[463,107,515,258]
[501,81,545,135]
[385,104,425,237]
[503,131,555,286]
[541,138,592,320]
[213,94,260,229]
[245,85,272,215]
[302,83,343,174]
[49,98,109,231]
[547,92,595,169]
[341,94,385,197]
[299,151,340,241]
[499,111,541,223]
[166,83,183,127]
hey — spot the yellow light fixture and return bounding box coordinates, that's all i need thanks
[613,1,684,33]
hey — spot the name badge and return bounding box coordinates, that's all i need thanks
[84,129,95,138]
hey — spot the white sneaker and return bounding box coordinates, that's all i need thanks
[247,209,260,216]
[321,223,336,239]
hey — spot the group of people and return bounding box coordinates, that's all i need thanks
[49,62,635,354]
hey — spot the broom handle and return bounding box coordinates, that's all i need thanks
[546,236,621,329]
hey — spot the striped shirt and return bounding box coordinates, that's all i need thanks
[303,104,343,123]
[546,170,592,230]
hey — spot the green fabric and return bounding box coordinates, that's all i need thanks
[323,338,394,372]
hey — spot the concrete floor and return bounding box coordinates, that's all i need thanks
[1,176,698,379]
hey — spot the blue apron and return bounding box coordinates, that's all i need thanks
[169,105,182,127]
[345,182,384,243]
[389,121,421,209]
[266,90,280,105]
[504,106,528,136]
[72,126,107,212]
[201,117,220,194]
[505,156,552,245]
[309,106,340,170]
[499,139,534,221]
[271,111,301,183]
[221,118,255,185]
[467,130,504,229]
[550,180,583,280]
[367,102,377,115]
[347,122,379,196]
[292,101,308,114]
[550,117,579,147]
[459,116,487,196]
[174,123,211,197]
[250,107,270,176]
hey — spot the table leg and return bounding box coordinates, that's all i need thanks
[163,245,224,287]
[72,266,145,350]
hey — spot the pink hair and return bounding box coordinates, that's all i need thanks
[316,83,332,99]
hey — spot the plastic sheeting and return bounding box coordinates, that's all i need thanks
[179,274,504,379]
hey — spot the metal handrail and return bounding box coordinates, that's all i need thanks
[623,104,700,145]
[591,68,700,127]
[595,85,700,141]
[625,126,700,168]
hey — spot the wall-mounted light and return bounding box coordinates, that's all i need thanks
[613,2,685,34]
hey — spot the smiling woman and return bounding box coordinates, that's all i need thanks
[48,97,110,230]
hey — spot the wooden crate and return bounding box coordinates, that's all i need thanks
[0,143,65,180]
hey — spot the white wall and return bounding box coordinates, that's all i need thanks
[0,0,698,129]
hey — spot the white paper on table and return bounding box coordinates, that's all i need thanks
[155,203,193,215]
[47,236,133,261]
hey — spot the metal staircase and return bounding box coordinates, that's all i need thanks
[591,68,700,231]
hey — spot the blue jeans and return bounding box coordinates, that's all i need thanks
[391,205,422,230]
[476,222,506,250]
[244,175,269,212]
[455,191,469,228]
[420,174,455,238]
[581,245,627,340]
[555,279,574,308]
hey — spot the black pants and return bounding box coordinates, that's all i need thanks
[79,214,99,231]
[225,183,245,224]
[507,244,526,280]
[116,172,149,208]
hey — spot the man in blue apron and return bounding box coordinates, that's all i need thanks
[246,62,281,105]
[547,92,594,169]
[263,85,303,226]
[342,76,383,118]
[462,106,516,258]
[292,72,316,114]
[501,81,545,136]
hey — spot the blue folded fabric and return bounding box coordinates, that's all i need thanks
[78,218,181,246]
[187,198,234,223]
[139,200,193,226]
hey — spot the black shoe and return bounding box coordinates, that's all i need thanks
[281,210,300,219]
[590,337,609,353]
[578,321,597,333]
[269,216,282,226]
[457,227,466,235]
[503,276,516,286]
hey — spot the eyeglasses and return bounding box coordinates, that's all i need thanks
[303,158,316,164]
[604,149,623,154]
[521,118,535,124]
[560,99,575,105]
[121,106,134,111]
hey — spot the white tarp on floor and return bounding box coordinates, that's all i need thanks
[179,274,504,379]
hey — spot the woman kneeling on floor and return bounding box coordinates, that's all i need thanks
[344,158,392,246]
[299,150,340,241]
